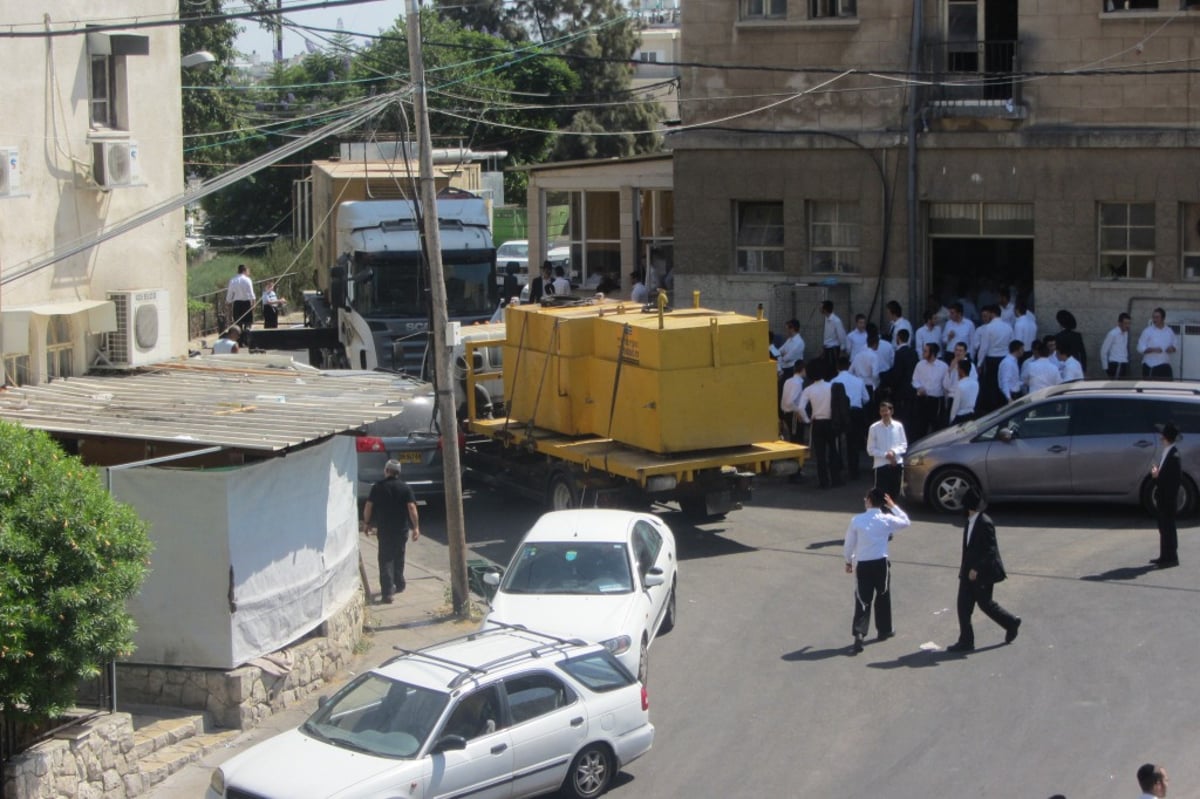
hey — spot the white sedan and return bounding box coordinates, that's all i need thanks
[484,510,678,683]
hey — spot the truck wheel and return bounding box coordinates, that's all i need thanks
[546,472,578,511]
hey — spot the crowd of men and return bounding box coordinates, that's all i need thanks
[776,296,1181,487]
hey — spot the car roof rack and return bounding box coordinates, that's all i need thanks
[385,623,589,689]
[1052,381,1200,397]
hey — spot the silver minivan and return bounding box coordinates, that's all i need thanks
[904,381,1200,514]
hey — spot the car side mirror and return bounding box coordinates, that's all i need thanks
[482,571,500,587]
[998,427,1015,442]
[317,695,329,708]
[432,735,467,753]
[643,567,665,589]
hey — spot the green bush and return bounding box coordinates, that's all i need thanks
[0,422,152,721]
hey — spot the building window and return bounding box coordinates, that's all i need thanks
[1182,203,1200,280]
[809,201,860,274]
[46,316,74,380]
[1099,202,1155,279]
[86,32,149,131]
[1102,0,1159,10]
[810,0,856,18]
[639,52,659,62]
[90,55,118,128]
[544,190,621,287]
[2,354,30,387]
[743,0,787,20]
[736,202,784,273]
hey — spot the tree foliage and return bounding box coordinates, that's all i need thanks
[0,422,152,721]
[180,0,247,181]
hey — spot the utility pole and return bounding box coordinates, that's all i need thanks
[405,0,471,617]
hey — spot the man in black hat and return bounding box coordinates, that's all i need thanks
[1150,422,1181,568]
[946,487,1021,652]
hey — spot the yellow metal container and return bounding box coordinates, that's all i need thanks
[588,358,778,453]
[502,347,594,435]
[505,302,609,357]
[592,309,769,370]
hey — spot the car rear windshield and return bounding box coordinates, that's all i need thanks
[500,542,633,595]
[558,650,635,693]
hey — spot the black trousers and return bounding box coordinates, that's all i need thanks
[843,407,866,478]
[874,463,903,498]
[810,419,842,487]
[980,356,1004,414]
[1158,505,1179,563]
[853,558,892,639]
[912,395,943,440]
[1143,363,1173,381]
[1106,361,1129,379]
[231,300,253,345]
[263,303,279,329]
[955,578,1017,646]
[377,531,409,598]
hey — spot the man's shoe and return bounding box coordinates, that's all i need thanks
[876,630,895,641]
[946,641,974,653]
[1157,559,1180,569]
[1005,618,1021,644]
[381,594,395,604]
[1150,558,1163,565]
[852,636,864,654]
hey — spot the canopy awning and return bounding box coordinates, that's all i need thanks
[1,299,117,353]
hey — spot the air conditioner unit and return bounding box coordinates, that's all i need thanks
[106,289,172,367]
[0,146,19,196]
[92,140,140,189]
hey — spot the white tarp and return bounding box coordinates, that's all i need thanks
[112,436,360,669]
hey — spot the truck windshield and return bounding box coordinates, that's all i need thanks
[354,254,494,318]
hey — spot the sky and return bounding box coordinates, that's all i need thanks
[234,0,403,63]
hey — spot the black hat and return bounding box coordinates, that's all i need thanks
[960,486,985,512]
[1056,309,1077,330]
[1157,422,1180,442]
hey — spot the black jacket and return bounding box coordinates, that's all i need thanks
[1155,445,1182,520]
[960,512,1007,584]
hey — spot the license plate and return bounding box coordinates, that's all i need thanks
[395,451,424,464]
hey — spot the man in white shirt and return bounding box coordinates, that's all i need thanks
[1099,312,1131,379]
[1135,762,1169,799]
[997,289,1017,327]
[974,304,1014,414]
[1021,340,1062,394]
[629,270,648,303]
[998,340,1025,403]
[843,487,911,653]
[776,318,806,377]
[948,359,979,425]
[820,300,848,376]
[552,266,572,296]
[941,302,976,364]
[914,310,942,356]
[798,361,843,488]
[226,263,256,346]
[912,342,949,439]
[1137,307,1177,380]
[831,355,869,480]
[1013,302,1038,354]
[779,361,808,447]
[886,300,913,345]
[851,333,880,396]
[866,400,907,499]
[1056,345,1084,382]
[873,329,896,399]
[846,314,869,360]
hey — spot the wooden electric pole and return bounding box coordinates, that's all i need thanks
[405,0,471,617]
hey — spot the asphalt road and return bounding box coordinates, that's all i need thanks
[436,478,1200,799]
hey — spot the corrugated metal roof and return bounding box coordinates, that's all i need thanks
[0,357,431,453]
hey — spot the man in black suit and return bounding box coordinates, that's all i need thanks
[946,488,1021,652]
[890,328,920,425]
[1150,422,1182,568]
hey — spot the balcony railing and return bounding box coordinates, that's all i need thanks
[923,39,1021,108]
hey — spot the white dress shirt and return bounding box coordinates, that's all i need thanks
[975,318,1014,360]
[1137,323,1177,368]
[1099,325,1129,367]
[823,313,848,350]
[846,328,869,360]
[867,419,908,469]
[942,318,976,353]
[226,273,255,303]
[851,348,880,389]
[949,375,979,421]
[554,276,572,295]
[890,317,913,344]
[777,332,806,374]
[1058,354,1084,382]
[1022,356,1062,393]
[912,358,949,397]
[998,353,1023,401]
[780,374,806,414]
[915,323,942,355]
[798,380,833,423]
[832,370,869,409]
[844,505,911,564]
[1000,301,1017,327]
[1013,312,1038,349]
[875,339,896,372]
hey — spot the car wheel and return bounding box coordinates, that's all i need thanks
[927,467,979,514]
[1140,474,1198,517]
[637,637,649,685]
[546,471,578,511]
[562,743,613,799]
[659,581,677,635]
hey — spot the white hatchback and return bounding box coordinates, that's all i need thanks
[207,627,653,799]
[484,510,678,684]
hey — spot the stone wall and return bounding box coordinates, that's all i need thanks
[115,589,365,729]
[3,713,144,799]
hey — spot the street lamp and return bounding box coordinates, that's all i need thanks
[181,51,217,70]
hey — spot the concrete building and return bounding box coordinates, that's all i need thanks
[0,0,187,387]
[670,1,1200,375]
[633,3,683,121]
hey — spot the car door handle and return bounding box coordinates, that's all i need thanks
[491,743,508,755]
[1047,445,1067,453]
[1134,440,1154,448]
[570,717,584,727]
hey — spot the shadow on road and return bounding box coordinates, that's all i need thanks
[866,642,1005,669]
[781,645,853,662]
[805,538,844,551]
[1080,564,1158,581]
[673,527,758,562]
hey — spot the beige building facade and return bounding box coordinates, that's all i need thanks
[671,0,1200,374]
[0,1,186,386]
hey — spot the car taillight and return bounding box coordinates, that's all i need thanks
[641,684,649,711]
[356,436,385,453]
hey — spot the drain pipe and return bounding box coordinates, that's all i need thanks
[906,0,925,319]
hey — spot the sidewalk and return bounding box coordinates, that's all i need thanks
[144,529,477,797]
